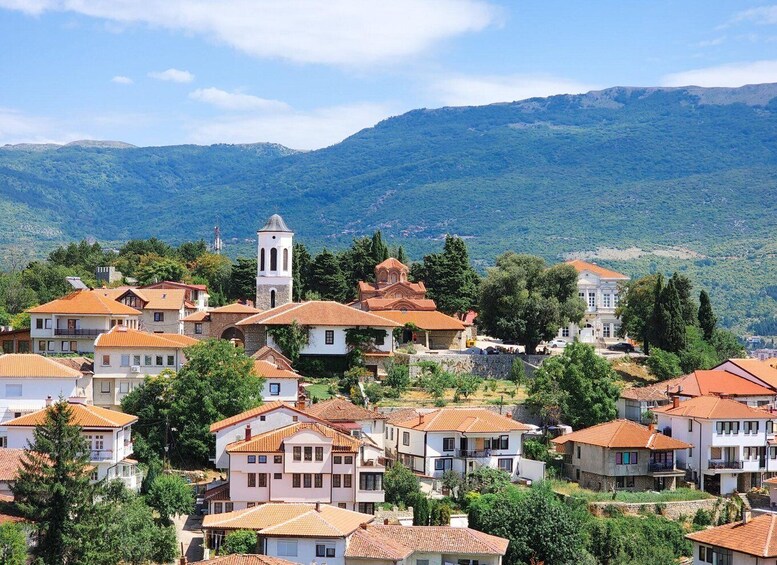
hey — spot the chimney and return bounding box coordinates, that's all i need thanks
[505,412,512,419]
[672,396,680,409]
[648,422,655,433]
[418,414,423,426]
[297,398,307,411]
[245,424,252,441]
[45,396,53,408]
[361,522,369,529]
[315,502,321,512]
[742,509,752,524]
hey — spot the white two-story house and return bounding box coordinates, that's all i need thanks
[2,399,140,490]
[28,289,141,355]
[385,408,529,479]
[558,259,629,344]
[655,395,777,494]
[222,421,385,515]
[0,354,93,424]
[92,326,198,407]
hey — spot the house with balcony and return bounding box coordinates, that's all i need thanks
[551,419,691,492]
[385,408,529,479]
[557,259,629,344]
[305,398,387,450]
[1,399,141,490]
[105,287,195,334]
[28,289,141,354]
[655,395,777,494]
[220,421,385,514]
[202,502,374,561]
[686,513,777,565]
[0,354,93,424]
[92,326,198,407]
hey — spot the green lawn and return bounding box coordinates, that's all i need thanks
[306,382,334,402]
[548,479,713,503]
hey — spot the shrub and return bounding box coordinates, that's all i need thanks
[221,529,257,555]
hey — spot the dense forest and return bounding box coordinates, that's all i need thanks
[1,84,776,332]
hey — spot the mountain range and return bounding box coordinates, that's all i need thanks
[1,84,776,332]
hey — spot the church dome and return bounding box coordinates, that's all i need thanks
[259,214,292,233]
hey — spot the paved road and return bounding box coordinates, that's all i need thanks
[174,513,204,562]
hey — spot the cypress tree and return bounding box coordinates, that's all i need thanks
[292,242,312,301]
[661,279,687,353]
[12,400,95,565]
[370,230,389,264]
[308,249,349,302]
[698,290,717,341]
[395,245,408,265]
[647,273,665,354]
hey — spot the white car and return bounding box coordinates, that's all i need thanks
[548,339,569,348]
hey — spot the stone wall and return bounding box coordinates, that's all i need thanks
[243,325,268,356]
[404,352,545,379]
[256,284,291,311]
[587,497,720,520]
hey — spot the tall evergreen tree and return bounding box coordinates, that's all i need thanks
[340,237,376,298]
[660,279,687,353]
[418,235,480,317]
[228,257,258,302]
[698,290,717,341]
[670,272,697,325]
[370,230,389,264]
[647,273,665,354]
[308,249,349,302]
[12,400,96,565]
[292,242,312,301]
[395,246,408,265]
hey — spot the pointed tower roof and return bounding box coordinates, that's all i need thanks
[258,214,292,233]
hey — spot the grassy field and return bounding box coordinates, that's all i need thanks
[548,479,712,503]
[305,381,335,402]
[377,379,525,408]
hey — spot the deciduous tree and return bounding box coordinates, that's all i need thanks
[384,462,421,507]
[145,474,194,526]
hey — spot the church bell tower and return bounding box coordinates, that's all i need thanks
[256,214,293,310]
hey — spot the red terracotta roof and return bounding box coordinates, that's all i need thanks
[721,359,777,389]
[687,514,777,557]
[0,449,26,481]
[209,401,318,432]
[305,398,387,422]
[211,303,261,314]
[251,346,293,370]
[5,402,137,429]
[551,419,691,450]
[674,370,775,397]
[375,258,409,271]
[182,311,210,322]
[346,525,509,557]
[94,326,198,348]
[392,408,530,432]
[226,422,361,453]
[191,556,298,565]
[654,395,775,419]
[565,259,629,280]
[253,360,299,379]
[236,301,400,328]
[0,354,84,378]
[27,289,141,316]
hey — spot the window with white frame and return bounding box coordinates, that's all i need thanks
[100,381,111,394]
[588,292,596,308]
[442,437,455,452]
[194,323,203,335]
[153,312,164,322]
[133,355,141,366]
[434,458,453,471]
[61,341,70,352]
[5,384,21,398]
[602,293,612,308]
[277,541,297,557]
[603,325,611,338]
[561,327,570,337]
[144,355,152,366]
[325,330,334,345]
[744,421,760,434]
[402,431,410,446]
[101,355,110,366]
[167,355,174,366]
[119,382,130,394]
[315,543,335,558]
[120,354,130,367]
[498,458,513,472]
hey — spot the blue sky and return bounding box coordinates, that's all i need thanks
[1,0,777,149]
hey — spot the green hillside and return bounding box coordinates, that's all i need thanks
[1,85,776,331]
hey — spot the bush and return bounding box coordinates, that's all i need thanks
[693,508,713,528]
[221,529,257,555]
[645,348,682,381]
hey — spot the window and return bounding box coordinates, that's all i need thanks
[561,327,570,337]
[47,341,54,352]
[70,341,77,352]
[44,319,52,329]
[303,474,312,488]
[338,503,347,508]
[248,473,256,487]
[61,341,70,352]
[688,419,693,432]
[277,541,297,557]
[226,502,234,512]
[36,318,43,329]
[344,456,353,464]
[119,382,130,394]
[153,312,164,322]
[316,544,335,558]
[270,290,276,309]
[144,355,152,366]
[325,330,334,345]
[247,502,256,508]
[304,446,313,461]
[248,455,257,463]
[283,248,289,271]
[5,384,21,398]
[443,437,455,452]
[343,474,352,488]
[293,446,302,461]
[292,416,298,422]
[768,421,775,434]
[358,502,375,514]
[417,560,430,565]
[153,355,162,366]
[133,355,141,366]
[270,248,278,271]
[100,381,111,394]
[274,455,282,464]
[102,355,110,366]
[260,248,266,272]
[716,421,740,435]
[292,474,300,488]
[38,340,45,352]
[360,473,383,491]
[375,333,385,346]
[744,421,760,435]
[333,474,341,487]
[269,383,281,396]
[194,323,203,335]
[434,458,453,471]
[315,447,324,461]
[260,416,266,421]
[213,502,223,514]
[616,452,638,465]
[402,432,410,446]
[588,292,596,308]
[274,472,282,479]
[603,293,612,308]
[334,456,342,464]
[498,458,513,472]
[499,435,509,450]
[120,354,130,367]
[258,473,267,487]
[576,446,581,459]
[167,355,174,366]
[315,474,323,488]
[258,455,267,463]
[602,325,611,338]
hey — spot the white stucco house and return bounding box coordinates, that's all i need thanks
[686,513,777,565]
[250,347,302,404]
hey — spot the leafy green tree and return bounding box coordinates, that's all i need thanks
[478,253,584,354]
[191,253,232,297]
[698,290,717,341]
[135,255,189,285]
[176,240,208,263]
[463,467,511,495]
[145,474,194,526]
[508,358,526,385]
[221,529,258,555]
[429,500,452,526]
[12,400,96,565]
[522,439,549,462]
[229,257,258,301]
[267,321,309,364]
[678,326,718,373]
[455,374,482,399]
[645,348,683,381]
[413,236,480,318]
[384,360,410,392]
[526,342,619,428]
[0,522,27,565]
[20,262,94,305]
[709,328,745,360]
[48,240,109,272]
[308,249,349,302]
[384,463,421,507]
[616,274,659,354]
[121,372,174,462]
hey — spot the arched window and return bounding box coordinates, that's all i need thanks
[260,248,265,271]
[270,248,278,271]
[283,248,289,272]
[389,272,398,284]
[270,289,276,309]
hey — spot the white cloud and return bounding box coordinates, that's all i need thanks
[111,75,133,85]
[433,74,600,106]
[695,36,726,48]
[661,60,777,87]
[729,5,777,26]
[148,68,195,83]
[0,107,88,145]
[0,0,498,66]
[185,102,394,150]
[189,88,290,112]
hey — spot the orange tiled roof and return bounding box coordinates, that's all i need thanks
[253,360,299,379]
[251,346,293,370]
[52,356,94,375]
[551,419,691,450]
[305,398,387,422]
[209,401,318,432]
[143,281,207,292]
[27,289,141,316]
[226,422,360,453]
[654,395,775,419]
[674,370,775,397]
[385,408,422,425]
[0,354,83,378]
[392,408,530,432]
[236,301,401,328]
[374,310,465,331]
[620,378,682,402]
[202,503,373,536]
[211,303,261,314]
[723,359,777,389]
[346,525,509,557]
[182,311,210,322]
[565,259,629,280]
[94,326,198,349]
[687,514,777,557]
[375,258,409,271]
[362,297,438,311]
[5,402,137,429]
[113,288,188,310]
[191,556,298,565]
[0,449,26,481]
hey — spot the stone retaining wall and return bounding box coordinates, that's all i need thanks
[403,353,545,379]
[587,497,719,520]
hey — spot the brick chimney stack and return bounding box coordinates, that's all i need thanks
[245,424,252,441]
[672,396,680,409]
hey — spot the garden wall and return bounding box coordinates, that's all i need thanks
[403,353,545,379]
[587,497,720,520]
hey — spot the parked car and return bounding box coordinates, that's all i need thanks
[607,342,635,353]
[548,339,568,348]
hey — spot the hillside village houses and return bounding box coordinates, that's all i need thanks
[305,398,387,450]
[99,286,196,334]
[685,512,777,565]
[250,346,303,404]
